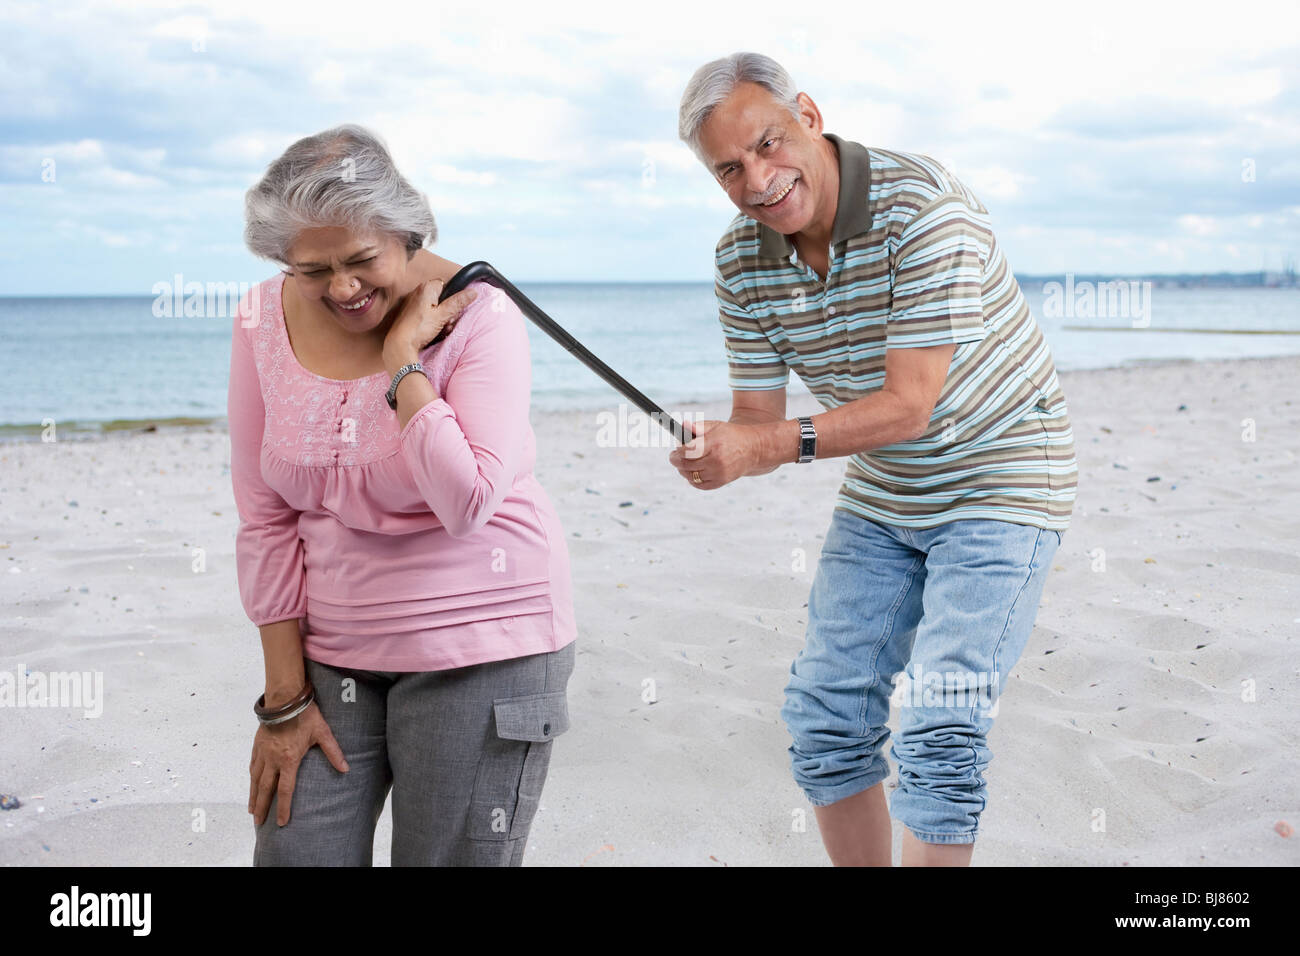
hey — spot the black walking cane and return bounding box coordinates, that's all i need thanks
[436,261,695,444]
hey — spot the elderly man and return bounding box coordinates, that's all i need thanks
[669,52,1077,866]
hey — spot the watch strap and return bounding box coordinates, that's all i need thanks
[386,363,427,409]
[797,416,817,463]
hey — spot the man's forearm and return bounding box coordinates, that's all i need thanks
[729,408,794,475]
[751,391,921,471]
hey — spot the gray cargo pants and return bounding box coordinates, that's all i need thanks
[253,640,576,866]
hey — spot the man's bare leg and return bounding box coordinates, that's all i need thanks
[900,827,974,866]
[812,781,892,866]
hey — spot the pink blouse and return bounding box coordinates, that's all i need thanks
[227,272,576,671]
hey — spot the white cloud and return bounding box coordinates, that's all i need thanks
[150,15,209,42]
[962,165,1027,201]
[427,164,498,186]
[1,0,1297,289]
[1178,214,1219,236]
[310,61,350,97]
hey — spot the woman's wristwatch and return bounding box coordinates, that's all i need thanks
[386,363,427,410]
[796,415,817,463]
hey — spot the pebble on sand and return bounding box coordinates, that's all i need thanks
[0,794,21,810]
[1275,820,1293,838]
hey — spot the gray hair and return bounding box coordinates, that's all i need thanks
[243,123,436,265]
[678,52,801,166]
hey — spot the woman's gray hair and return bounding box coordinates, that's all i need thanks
[678,52,801,166]
[244,124,436,265]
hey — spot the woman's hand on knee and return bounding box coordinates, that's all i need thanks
[248,702,349,827]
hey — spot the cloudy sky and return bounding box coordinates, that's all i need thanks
[2,0,1297,293]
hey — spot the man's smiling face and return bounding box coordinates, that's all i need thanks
[697,81,831,237]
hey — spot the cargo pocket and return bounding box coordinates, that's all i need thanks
[467,690,570,843]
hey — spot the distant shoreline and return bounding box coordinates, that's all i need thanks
[3,351,1297,444]
[0,416,225,443]
[0,272,1297,298]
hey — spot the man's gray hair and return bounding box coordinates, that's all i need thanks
[244,124,436,265]
[678,52,801,166]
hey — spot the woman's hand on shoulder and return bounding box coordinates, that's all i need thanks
[383,278,479,370]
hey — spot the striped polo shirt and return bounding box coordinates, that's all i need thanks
[714,133,1077,531]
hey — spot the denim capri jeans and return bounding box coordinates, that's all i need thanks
[781,508,1061,845]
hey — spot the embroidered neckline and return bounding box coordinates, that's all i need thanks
[249,273,484,469]
[274,272,393,385]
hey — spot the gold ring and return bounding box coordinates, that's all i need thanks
[692,471,703,484]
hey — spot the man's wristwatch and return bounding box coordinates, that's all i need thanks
[386,363,427,410]
[796,416,817,463]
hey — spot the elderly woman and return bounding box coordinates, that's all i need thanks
[229,124,577,866]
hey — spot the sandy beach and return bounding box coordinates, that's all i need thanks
[1,353,1297,866]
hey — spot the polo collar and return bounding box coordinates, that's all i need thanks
[757,132,871,260]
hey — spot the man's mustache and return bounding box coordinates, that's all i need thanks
[749,174,798,205]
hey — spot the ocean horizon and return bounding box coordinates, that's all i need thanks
[1,280,1298,437]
